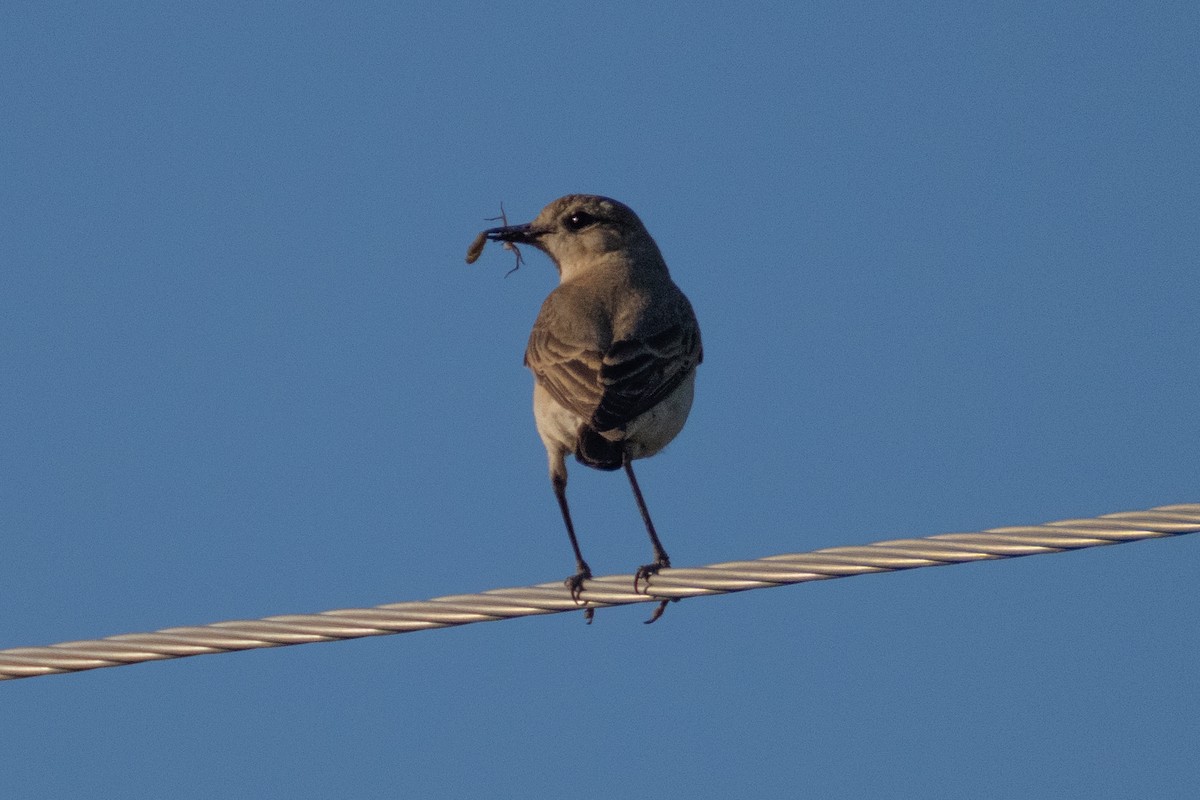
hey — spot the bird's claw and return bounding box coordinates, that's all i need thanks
[644,599,673,625]
[634,557,670,594]
[635,558,674,623]
[565,568,591,604]
[564,568,593,624]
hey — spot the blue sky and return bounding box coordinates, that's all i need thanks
[3,3,1198,797]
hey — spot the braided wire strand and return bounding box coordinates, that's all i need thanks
[2,503,1197,681]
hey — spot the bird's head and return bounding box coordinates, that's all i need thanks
[482,195,664,280]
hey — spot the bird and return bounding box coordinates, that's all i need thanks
[467,195,702,622]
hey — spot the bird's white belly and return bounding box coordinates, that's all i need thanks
[621,371,695,459]
[532,371,696,462]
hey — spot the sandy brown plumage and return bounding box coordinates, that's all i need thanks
[471,195,701,622]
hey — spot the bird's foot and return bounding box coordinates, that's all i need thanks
[565,564,592,600]
[635,557,673,623]
[634,556,670,594]
[565,566,594,623]
[565,567,591,602]
[644,599,675,625]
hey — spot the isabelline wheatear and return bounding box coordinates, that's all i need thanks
[468,195,702,622]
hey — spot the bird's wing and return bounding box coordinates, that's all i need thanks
[591,317,702,431]
[525,284,702,432]
[524,313,607,423]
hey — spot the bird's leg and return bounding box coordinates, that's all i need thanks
[623,456,673,620]
[552,471,593,622]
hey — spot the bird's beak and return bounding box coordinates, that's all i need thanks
[484,222,540,245]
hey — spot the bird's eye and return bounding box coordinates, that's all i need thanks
[563,211,597,231]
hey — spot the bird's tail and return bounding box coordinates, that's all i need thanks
[574,426,624,471]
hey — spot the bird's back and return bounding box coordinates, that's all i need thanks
[526,274,701,470]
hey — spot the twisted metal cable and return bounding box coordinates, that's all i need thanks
[3,503,1197,682]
